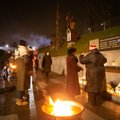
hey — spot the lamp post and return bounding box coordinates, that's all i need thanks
[5,44,9,48]
[101,21,106,30]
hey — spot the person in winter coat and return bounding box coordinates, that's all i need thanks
[66,47,83,100]
[15,40,29,106]
[79,44,107,107]
[42,51,52,81]
[28,46,34,75]
[33,48,39,75]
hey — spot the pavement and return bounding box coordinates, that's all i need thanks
[0,70,120,120]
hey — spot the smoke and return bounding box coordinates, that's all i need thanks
[11,33,51,48]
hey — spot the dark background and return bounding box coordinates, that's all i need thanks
[0,0,120,46]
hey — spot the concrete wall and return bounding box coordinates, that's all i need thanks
[102,50,120,66]
[50,54,86,78]
[51,56,67,75]
[102,50,120,83]
[47,50,120,83]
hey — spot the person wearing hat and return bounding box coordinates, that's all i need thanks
[66,47,83,100]
[15,40,30,106]
[42,51,52,81]
[79,44,107,107]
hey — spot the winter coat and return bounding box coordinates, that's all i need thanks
[66,53,83,98]
[42,55,52,73]
[15,45,28,60]
[79,49,107,93]
[15,45,30,91]
[27,50,34,74]
[33,53,38,71]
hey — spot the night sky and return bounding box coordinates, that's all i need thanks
[0,0,120,47]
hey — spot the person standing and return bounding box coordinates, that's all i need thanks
[27,46,34,84]
[28,46,34,75]
[42,51,52,81]
[33,48,39,73]
[66,47,83,100]
[79,44,107,107]
[15,40,29,106]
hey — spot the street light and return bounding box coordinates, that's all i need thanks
[5,44,9,48]
[101,21,106,30]
[88,27,91,33]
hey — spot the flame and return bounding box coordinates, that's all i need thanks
[51,99,72,116]
[9,63,16,69]
[42,96,84,117]
[47,97,81,116]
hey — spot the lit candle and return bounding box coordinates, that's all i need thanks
[112,60,115,66]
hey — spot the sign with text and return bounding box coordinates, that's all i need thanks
[99,36,120,51]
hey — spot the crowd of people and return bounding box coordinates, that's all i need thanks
[0,39,53,106]
[0,40,39,106]
[0,39,107,108]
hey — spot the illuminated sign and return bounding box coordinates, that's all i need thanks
[99,36,120,51]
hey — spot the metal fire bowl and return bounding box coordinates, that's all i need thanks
[41,101,84,119]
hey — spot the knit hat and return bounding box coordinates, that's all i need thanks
[89,44,96,50]
[67,47,77,54]
[19,40,27,46]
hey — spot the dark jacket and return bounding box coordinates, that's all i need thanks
[42,54,52,73]
[67,53,83,98]
[79,48,107,93]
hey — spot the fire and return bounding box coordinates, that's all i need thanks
[9,63,16,69]
[49,97,72,116]
[42,96,84,117]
